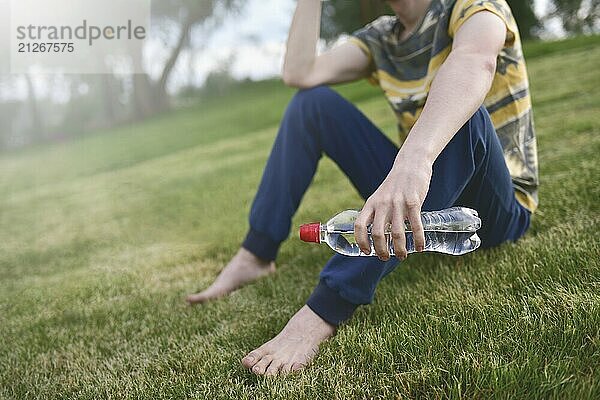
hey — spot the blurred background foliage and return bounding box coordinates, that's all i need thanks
[0,0,597,152]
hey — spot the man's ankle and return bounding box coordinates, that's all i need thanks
[238,247,273,267]
[241,229,279,261]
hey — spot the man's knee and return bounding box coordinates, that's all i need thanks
[287,86,343,118]
[444,105,496,163]
[467,106,496,144]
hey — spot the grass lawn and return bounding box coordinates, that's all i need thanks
[1,36,599,399]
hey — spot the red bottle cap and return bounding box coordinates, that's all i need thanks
[299,223,321,243]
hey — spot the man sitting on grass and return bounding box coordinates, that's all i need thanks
[187,0,539,375]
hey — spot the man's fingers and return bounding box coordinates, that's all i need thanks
[354,207,373,254]
[391,206,407,260]
[407,202,425,252]
[371,208,391,260]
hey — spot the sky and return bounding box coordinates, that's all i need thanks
[164,0,297,90]
[201,0,296,81]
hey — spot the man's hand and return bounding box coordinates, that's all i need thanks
[355,153,432,261]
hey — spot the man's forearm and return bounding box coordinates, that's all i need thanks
[396,49,497,167]
[282,0,322,84]
[354,12,506,260]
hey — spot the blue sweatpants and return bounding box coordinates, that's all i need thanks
[242,86,531,325]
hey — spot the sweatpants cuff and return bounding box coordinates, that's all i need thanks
[306,280,359,326]
[242,228,279,262]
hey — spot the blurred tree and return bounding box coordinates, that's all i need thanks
[24,74,44,142]
[100,74,117,124]
[202,66,237,97]
[56,75,128,136]
[505,0,540,39]
[0,99,19,150]
[549,0,600,33]
[131,0,242,119]
[321,0,388,41]
[321,0,540,40]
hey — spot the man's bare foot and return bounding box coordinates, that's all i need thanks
[186,248,275,305]
[241,305,336,376]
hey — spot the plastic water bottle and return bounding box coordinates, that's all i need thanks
[299,206,481,256]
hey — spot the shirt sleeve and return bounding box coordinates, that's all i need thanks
[347,36,372,63]
[350,21,377,62]
[449,0,519,47]
[350,16,394,85]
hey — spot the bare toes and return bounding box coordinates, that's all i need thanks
[185,293,205,304]
[264,360,284,376]
[186,288,223,305]
[291,361,307,372]
[241,349,266,369]
[251,355,274,375]
[277,361,307,375]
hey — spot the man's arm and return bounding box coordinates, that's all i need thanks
[282,0,371,88]
[354,11,507,260]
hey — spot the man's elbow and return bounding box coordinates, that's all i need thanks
[480,54,497,77]
[282,71,314,89]
[454,48,497,83]
[478,54,498,92]
[461,48,497,74]
[282,71,302,88]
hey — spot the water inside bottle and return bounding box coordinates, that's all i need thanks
[324,230,481,257]
[315,207,482,257]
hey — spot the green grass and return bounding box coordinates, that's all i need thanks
[1,35,599,399]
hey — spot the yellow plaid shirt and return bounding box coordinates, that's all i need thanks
[350,0,539,211]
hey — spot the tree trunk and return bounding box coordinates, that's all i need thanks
[130,42,159,120]
[24,74,44,142]
[130,8,212,119]
[100,74,116,124]
[154,16,194,109]
[130,18,193,119]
